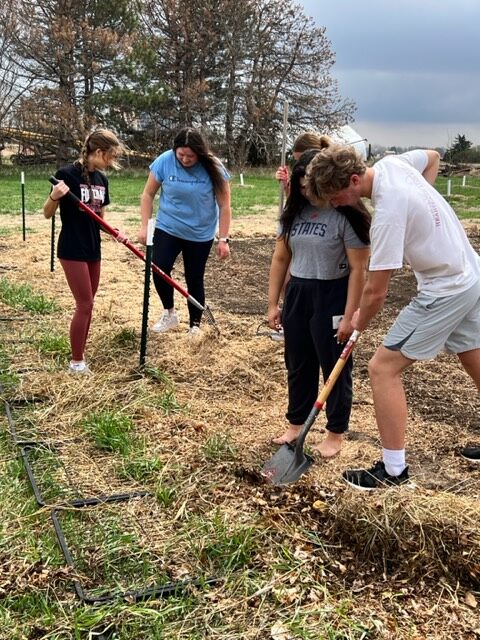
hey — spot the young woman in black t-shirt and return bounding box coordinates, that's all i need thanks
[43,129,125,375]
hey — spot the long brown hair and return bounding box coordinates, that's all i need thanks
[173,128,226,193]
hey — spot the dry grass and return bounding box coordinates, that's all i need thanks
[0,209,479,638]
[329,489,480,586]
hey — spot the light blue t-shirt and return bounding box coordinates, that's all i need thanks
[150,149,230,241]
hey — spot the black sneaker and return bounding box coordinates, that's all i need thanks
[460,446,480,463]
[343,460,410,491]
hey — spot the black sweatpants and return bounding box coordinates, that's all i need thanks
[152,229,213,327]
[282,275,353,434]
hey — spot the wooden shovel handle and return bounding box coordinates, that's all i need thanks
[315,330,360,408]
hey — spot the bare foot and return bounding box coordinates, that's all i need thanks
[271,425,302,445]
[312,432,343,458]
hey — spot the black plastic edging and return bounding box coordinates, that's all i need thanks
[3,396,221,604]
[51,506,221,604]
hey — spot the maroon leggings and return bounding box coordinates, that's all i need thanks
[60,259,101,361]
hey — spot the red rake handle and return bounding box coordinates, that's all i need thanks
[48,176,204,311]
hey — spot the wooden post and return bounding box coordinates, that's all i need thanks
[278,100,289,216]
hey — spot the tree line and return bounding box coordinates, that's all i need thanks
[443,135,480,165]
[0,0,355,167]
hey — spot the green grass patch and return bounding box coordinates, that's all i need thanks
[154,389,182,415]
[73,598,197,638]
[58,508,171,597]
[118,454,163,482]
[111,327,138,349]
[81,410,136,456]
[0,167,280,217]
[230,175,279,216]
[0,278,59,314]
[435,176,480,218]
[1,167,480,221]
[0,168,148,214]
[201,433,236,461]
[154,481,177,507]
[190,511,258,572]
[143,365,173,386]
[0,174,49,214]
[0,344,19,389]
[3,402,39,444]
[108,173,148,207]
[0,369,18,390]
[34,332,70,362]
[21,445,76,504]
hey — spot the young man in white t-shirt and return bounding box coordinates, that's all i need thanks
[306,146,480,488]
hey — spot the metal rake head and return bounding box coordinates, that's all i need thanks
[203,305,220,336]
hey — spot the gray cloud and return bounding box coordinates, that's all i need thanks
[300,0,480,145]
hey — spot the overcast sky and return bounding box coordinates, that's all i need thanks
[300,0,480,148]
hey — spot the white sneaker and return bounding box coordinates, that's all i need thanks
[68,362,92,375]
[152,310,179,333]
[270,328,284,342]
[188,325,202,338]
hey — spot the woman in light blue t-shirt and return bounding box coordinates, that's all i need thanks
[139,128,231,336]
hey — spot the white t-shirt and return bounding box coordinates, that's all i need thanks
[370,150,480,296]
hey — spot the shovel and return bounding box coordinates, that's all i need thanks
[261,329,360,485]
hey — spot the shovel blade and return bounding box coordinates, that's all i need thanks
[261,443,314,485]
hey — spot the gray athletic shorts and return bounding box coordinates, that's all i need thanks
[384,279,480,360]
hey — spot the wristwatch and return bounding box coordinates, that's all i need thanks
[218,237,230,244]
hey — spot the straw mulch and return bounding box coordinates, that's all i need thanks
[0,207,479,637]
[329,489,480,587]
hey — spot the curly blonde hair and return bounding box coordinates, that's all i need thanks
[306,145,366,200]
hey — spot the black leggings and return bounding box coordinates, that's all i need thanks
[152,229,213,326]
[282,275,353,434]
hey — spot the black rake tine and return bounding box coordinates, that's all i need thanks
[203,305,220,336]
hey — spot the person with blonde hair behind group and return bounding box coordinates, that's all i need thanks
[43,129,126,375]
[306,144,480,484]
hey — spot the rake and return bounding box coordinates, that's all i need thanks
[48,176,219,335]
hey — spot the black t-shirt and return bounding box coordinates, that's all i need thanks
[55,163,110,261]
